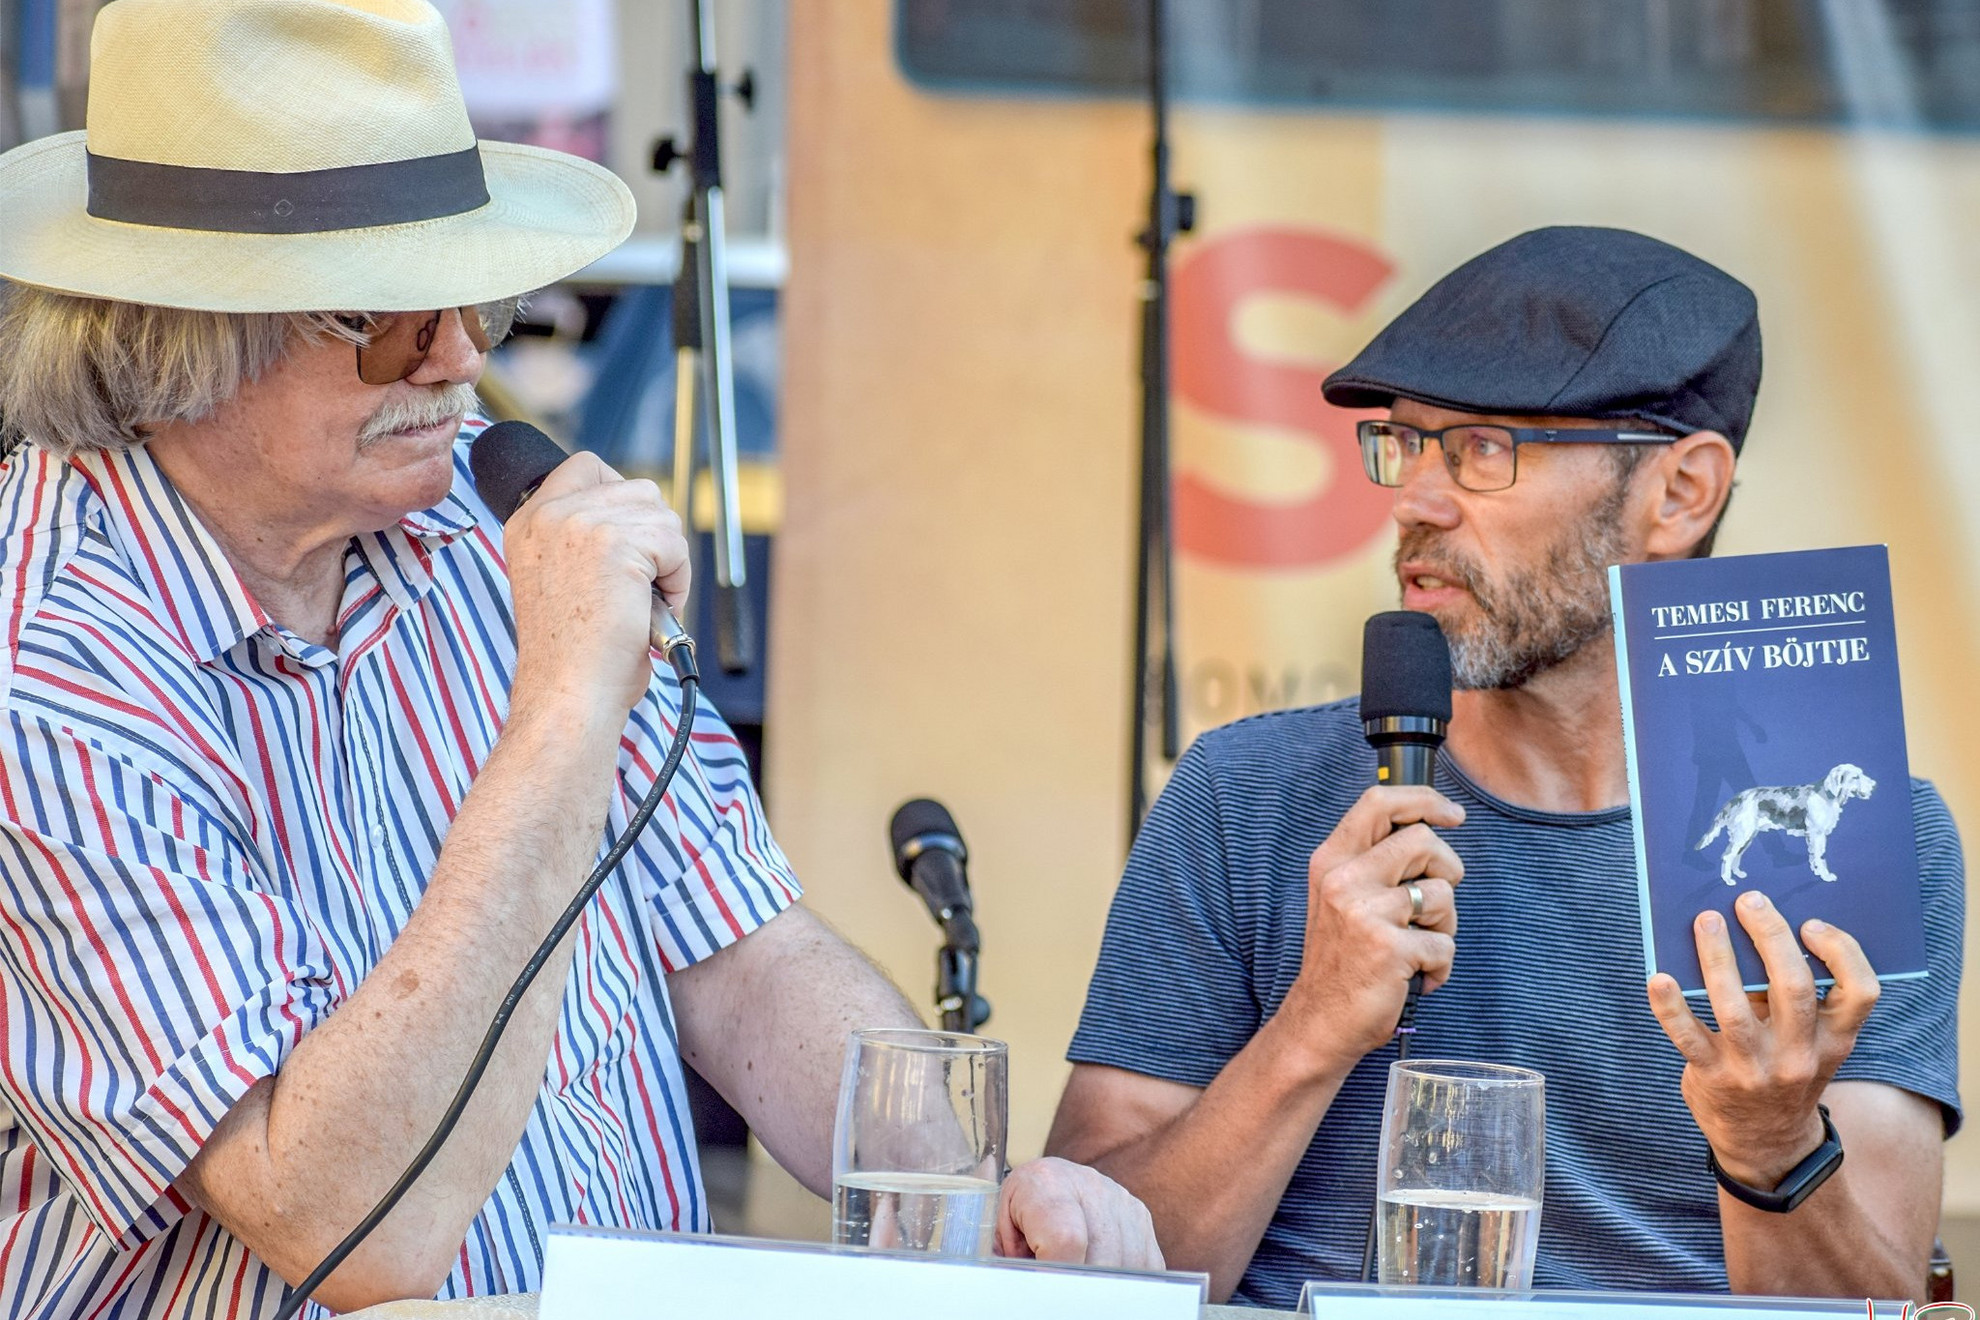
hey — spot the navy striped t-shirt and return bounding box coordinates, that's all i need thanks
[1069,699,1963,1310]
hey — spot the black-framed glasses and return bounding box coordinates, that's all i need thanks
[1358,419,1679,493]
[335,299,521,385]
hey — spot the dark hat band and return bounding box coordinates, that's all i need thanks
[85,145,489,235]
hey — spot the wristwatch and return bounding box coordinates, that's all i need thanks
[1706,1104,1844,1213]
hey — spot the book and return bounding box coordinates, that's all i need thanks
[1609,545,1927,995]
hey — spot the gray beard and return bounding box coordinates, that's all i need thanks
[1394,481,1632,691]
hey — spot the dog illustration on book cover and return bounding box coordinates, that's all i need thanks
[1696,763,1877,886]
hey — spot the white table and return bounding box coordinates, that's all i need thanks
[343,1297,1294,1320]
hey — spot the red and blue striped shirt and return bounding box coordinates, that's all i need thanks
[0,419,799,1318]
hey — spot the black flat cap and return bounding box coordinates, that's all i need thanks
[1323,226,1761,451]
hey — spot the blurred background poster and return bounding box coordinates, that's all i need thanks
[773,0,1980,1215]
[431,0,618,162]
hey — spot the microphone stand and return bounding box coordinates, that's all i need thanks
[652,0,755,675]
[935,915,991,1034]
[1127,0,1194,842]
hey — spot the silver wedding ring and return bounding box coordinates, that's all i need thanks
[1404,881,1425,924]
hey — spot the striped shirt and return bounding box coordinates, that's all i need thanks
[1069,700,1963,1310]
[0,420,799,1318]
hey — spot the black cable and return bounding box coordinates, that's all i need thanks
[272,675,700,1320]
[1361,1012,1418,1284]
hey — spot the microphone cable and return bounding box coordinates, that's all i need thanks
[272,665,699,1319]
[1360,999,1418,1284]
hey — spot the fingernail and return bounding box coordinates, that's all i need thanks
[1805,918,1828,935]
[1699,911,1723,933]
[1739,891,1769,912]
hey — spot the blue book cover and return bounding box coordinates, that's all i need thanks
[1609,545,1927,995]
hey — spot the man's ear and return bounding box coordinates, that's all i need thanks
[1641,431,1736,559]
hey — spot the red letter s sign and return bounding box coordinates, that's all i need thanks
[1172,227,1395,570]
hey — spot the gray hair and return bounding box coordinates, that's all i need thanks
[0,282,362,458]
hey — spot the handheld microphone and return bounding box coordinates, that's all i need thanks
[1359,610,1454,1034]
[1360,611,1452,789]
[469,420,698,680]
[889,798,979,955]
[1359,610,1454,1285]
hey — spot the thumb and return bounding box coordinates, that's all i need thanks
[531,449,621,500]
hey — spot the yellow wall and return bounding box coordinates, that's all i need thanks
[771,1,1980,1211]
[772,1,1144,1163]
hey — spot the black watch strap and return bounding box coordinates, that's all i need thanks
[1706,1104,1844,1213]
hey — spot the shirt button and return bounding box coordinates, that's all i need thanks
[369,824,387,847]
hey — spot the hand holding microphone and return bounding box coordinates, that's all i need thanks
[471,422,697,722]
[1277,612,1465,1068]
[1281,783,1466,1065]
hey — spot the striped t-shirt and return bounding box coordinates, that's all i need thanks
[1070,699,1963,1310]
[0,423,800,1318]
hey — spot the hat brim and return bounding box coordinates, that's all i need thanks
[0,132,634,311]
[1319,373,1400,411]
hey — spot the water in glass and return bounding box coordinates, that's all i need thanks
[1375,1059,1545,1289]
[831,1170,999,1256]
[1377,1188,1541,1286]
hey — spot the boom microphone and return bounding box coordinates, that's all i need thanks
[470,420,697,679]
[889,798,979,954]
[890,799,988,1032]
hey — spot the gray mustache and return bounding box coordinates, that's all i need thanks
[358,382,481,446]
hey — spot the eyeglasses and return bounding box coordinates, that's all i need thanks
[1358,419,1679,493]
[335,299,520,385]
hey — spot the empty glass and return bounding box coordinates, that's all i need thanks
[831,1027,1008,1258]
[1376,1059,1546,1288]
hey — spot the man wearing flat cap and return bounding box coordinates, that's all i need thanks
[1049,227,1962,1306]
[0,2,1161,1316]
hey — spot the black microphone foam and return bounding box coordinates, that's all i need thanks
[890,798,976,953]
[890,797,966,878]
[470,420,569,522]
[1359,611,1454,724]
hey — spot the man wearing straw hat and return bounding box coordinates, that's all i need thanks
[0,2,1161,1316]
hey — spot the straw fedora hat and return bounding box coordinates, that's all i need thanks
[0,0,635,312]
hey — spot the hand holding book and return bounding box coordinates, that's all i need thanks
[1645,890,1878,1189]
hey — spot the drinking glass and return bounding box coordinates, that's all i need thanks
[1376,1059,1546,1288]
[831,1027,1008,1257]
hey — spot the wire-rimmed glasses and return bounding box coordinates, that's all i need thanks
[1358,419,1678,492]
[335,298,523,384]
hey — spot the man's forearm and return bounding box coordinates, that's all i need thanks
[1050,1013,1352,1302]
[670,904,923,1197]
[179,697,625,1310]
[1716,1085,1942,1304]
[1721,1168,1927,1302]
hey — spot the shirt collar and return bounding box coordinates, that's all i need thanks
[72,445,271,664]
[399,487,479,542]
[72,443,482,666]
[355,487,480,615]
